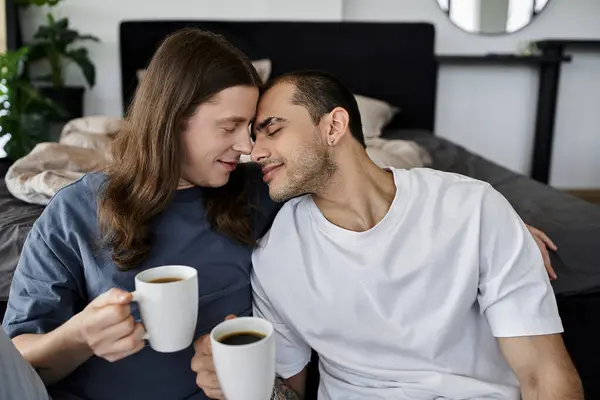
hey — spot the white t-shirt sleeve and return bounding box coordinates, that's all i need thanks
[251,269,311,378]
[477,185,563,338]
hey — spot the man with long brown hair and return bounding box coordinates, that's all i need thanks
[1,28,281,400]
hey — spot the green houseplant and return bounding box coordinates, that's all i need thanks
[18,0,99,121]
[0,47,65,161]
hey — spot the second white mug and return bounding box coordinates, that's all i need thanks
[211,317,276,400]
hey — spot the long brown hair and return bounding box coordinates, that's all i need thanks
[98,28,262,271]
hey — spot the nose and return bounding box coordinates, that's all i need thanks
[232,130,253,155]
[250,137,270,163]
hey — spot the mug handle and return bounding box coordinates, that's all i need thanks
[130,291,150,340]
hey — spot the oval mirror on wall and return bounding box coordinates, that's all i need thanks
[436,0,551,35]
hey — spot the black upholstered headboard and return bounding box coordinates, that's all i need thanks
[119,21,438,132]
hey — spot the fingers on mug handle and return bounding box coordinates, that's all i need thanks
[130,294,150,340]
[131,291,140,303]
[92,288,131,308]
[135,322,150,340]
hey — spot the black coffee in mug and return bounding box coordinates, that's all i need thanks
[219,331,265,346]
[148,277,183,284]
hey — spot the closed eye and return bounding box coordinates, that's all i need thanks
[222,127,237,134]
[267,128,282,137]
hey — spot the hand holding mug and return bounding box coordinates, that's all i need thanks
[191,315,237,399]
[131,265,199,353]
[210,316,276,400]
[73,288,146,363]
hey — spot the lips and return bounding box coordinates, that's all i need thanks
[218,160,238,172]
[261,164,283,183]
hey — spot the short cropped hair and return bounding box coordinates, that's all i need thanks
[261,70,366,148]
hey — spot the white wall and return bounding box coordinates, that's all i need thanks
[19,0,343,120]
[344,0,600,188]
[18,0,600,188]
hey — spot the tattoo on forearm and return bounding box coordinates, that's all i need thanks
[271,376,301,400]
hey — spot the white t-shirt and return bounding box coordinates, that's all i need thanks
[251,167,563,400]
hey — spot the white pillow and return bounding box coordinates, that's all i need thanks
[354,94,399,138]
[251,59,272,83]
[136,59,272,84]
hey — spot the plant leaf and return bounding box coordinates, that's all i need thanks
[33,26,54,40]
[66,48,95,87]
[54,17,69,31]
[24,83,65,112]
[25,43,48,63]
[77,34,100,42]
[4,137,27,161]
[0,48,29,80]
[3,113,52,160]
[58,29,79,46]
[0,48,67,160]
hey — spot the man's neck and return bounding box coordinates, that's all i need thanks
[312,147,397,232]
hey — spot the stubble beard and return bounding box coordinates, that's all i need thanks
[270,130,336,202]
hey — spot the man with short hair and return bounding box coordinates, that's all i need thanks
[248,70,583,399]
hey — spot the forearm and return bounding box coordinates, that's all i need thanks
[272,376,303,400]
[13,316,93,385]
[520,369,584,400]
[522,384,584,400]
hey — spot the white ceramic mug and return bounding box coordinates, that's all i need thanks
[211,317,276,400]
[131,265,199,353]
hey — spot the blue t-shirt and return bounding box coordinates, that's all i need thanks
[2,166,280,400]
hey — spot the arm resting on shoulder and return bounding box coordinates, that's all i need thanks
[498,334,583,400]
[273,368,307,400]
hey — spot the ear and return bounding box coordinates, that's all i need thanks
[320,107,350,147]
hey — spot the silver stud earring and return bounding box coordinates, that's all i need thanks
[330,138,335,145]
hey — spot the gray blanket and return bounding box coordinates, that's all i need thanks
[0,161,43,301]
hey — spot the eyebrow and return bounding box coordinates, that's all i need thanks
[254,116,287,132]
[216,116,249,125]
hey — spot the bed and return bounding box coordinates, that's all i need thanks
[0,19,599,398]
[0,159,43,304]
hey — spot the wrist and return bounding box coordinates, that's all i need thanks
[15,314,93,374]
[61,312,92,355]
